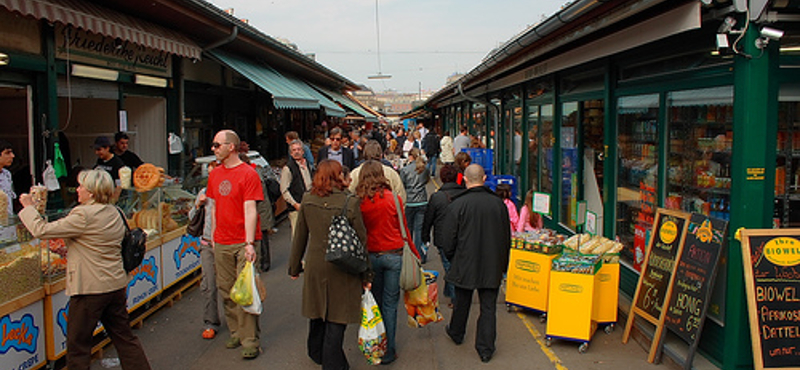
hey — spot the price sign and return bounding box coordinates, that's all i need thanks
[740,229,800,370]
[533,192,550,215]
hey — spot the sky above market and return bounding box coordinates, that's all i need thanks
[210,0,567,94]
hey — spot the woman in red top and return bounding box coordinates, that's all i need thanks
[356,160,418,365]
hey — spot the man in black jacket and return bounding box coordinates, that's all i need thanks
[421,164,464,306]
[421,128,440,177]
[441,164,511,363]
[317,127,355,170]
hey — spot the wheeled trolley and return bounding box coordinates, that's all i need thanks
[505,247,560,321]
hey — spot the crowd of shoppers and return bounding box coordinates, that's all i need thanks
[15,122,538,368]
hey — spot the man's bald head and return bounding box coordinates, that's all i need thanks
[220,129,241,147]
[464,164,485,188]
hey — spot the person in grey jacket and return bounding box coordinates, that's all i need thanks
[189,161,221,340]
[399,148,430,263]
[441,164,511,363]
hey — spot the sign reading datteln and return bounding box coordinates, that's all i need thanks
[740,229,800,370]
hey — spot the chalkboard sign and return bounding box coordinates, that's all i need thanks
[635,209,690,322]
[623,209,690,353]
[740,229,800,370]
[661,215,727,369]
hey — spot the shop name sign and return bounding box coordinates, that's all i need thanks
[55,25,171,77]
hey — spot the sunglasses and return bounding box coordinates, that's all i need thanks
[331,137,342,141]
[211,142,230,149]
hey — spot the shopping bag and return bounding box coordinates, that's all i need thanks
[404,278,428,306]
[405,271,444,328]
[358,291,387,365]
[231,261,254,306]
[242,263,262,315]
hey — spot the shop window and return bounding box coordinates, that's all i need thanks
[540,104,554,213]
[562,102,579,227]
[616,94,659,271]
[776,84,800,228]
[582,99,605,228]
[665,86,733,222]
[528,105,540,192]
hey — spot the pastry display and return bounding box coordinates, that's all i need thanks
[133,164,165,192]
[128,202,179,233]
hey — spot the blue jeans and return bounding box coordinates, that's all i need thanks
[427,155,438,177]
[369,253,402,361]
[405,204,427,263]
[435,246,455,301]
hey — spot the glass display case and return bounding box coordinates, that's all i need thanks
[36,184,196,287]
[0,215,43,305]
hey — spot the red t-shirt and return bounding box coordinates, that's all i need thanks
[206,162,264,245]
[359,188,419,258]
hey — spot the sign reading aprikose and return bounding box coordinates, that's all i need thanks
[634,210,689,322]
[741,230,800,370]
[55,24,172,77]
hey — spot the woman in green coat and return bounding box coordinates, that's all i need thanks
[289,159,371,370]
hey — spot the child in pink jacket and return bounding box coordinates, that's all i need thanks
[516,189,544,232]
[495,184,518,233]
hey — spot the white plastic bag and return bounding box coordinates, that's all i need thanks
[241,263,262,315]
[168,133,183,155]
[43,160,60,191]
[358,291,387,365]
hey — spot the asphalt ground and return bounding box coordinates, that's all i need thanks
[89,176,677,370]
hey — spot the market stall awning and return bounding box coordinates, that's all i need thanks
[209,50,319,110]
[0,0,202,59]
[311,85,378,123]
[296,82,346,118]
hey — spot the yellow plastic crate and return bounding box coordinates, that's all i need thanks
[592,262,619,324]
[546,270,597,342]
[505,249,558,313]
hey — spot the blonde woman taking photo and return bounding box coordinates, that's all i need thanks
[18,169,152,370]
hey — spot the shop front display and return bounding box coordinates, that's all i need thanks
[616,94,660,272]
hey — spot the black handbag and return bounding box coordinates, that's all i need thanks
[325,194,368,274]
[115,207,147,273]
[186,204,205,237]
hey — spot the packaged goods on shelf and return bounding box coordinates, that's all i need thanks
[511,229,565,254]
[551,250,602,274]
[563,234,623,257]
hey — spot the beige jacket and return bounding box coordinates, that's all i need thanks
[348,163,407,204]
[19,203,128,296]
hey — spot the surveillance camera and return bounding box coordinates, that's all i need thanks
[718,17,737,34]
[760,27,784,41]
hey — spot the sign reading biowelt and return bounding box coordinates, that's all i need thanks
[162,235,202,288]
[126,246,162,311]
[740,229,800,370]
[0,299,46,370]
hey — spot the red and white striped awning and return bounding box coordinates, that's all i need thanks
[0,0,202,59]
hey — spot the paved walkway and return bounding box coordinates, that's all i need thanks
[88,214,667,370]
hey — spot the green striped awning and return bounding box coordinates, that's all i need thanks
[311,85,379,122]
[296,82,347,117]
[208,50,318,110]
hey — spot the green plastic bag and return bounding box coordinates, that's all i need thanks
[230,261,254,306]
[53,143,68,179]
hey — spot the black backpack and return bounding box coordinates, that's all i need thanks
[116,207,147,273]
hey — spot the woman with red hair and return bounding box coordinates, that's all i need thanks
[289,159,370,370]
